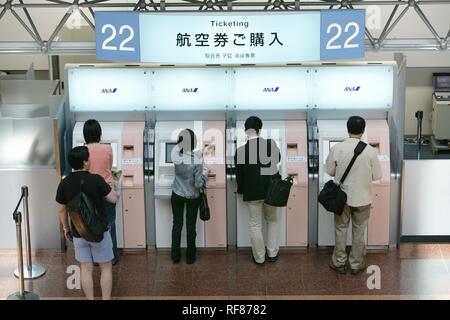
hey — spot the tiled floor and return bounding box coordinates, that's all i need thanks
[1,244,450,300]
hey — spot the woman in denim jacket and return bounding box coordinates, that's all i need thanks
[170,129,208,264]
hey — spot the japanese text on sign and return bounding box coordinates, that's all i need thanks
[176,32,283,47]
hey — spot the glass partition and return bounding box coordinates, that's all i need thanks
[0,74,27,80]
[0,117,55,169]
[0,80,58,104]
[0,104,49,118]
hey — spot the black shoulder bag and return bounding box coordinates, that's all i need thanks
[318,141,367,215]
[199,188,210,221]
[264,173,294,207]
[197,163,210,221]
[263,138,293,208]
[66,180,107,242]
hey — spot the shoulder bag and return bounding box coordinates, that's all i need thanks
[199,188,210,221]
[264,173,294,207]
[318,141,367,215]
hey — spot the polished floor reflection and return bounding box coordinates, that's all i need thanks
[1,244,450,299]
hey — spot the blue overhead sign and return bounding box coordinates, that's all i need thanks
[95,11,141,62]
[95,10,365,64]
[320,10,366,60]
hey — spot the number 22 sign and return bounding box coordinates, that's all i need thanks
[320,9,365,60]
[95,12,141,62]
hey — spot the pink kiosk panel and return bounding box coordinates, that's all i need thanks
[285,121,308,246]
[366,120,390,246]
[122,122,146,249]
[203,121,227,248]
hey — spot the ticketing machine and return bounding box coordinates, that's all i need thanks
[234,120,309,248]
[73,121,146,249]
[317,120,390,247]
[431,73,450,141]
[154,121,227,249]
[229,66,310,248]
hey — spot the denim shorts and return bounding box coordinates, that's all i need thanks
[73,231,113,264]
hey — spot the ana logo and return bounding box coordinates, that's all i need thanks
[182,88,198,93]
[344,86,361,92]
[262,87,280,92]
[101,88,118,94]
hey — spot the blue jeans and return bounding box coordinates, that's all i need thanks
[104,201,118,262]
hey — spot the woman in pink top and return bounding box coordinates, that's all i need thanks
[83,119,118,265]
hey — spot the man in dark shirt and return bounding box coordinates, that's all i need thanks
[56,146,116,300]
[235,116,281,265]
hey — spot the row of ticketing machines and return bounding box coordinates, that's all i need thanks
[72,119,391,249]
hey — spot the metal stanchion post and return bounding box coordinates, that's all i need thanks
[7,211,39,300]
[14,186,46,279]
[415,110,423,160]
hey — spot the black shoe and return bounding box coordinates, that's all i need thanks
[266,252,278,262]
[252,256,265,266]
[172,255,181,264]
[350,264,366,275]
[329,261,346,274]
[186,249,196,264]
[93,262,99,267]
[112,258,119,266]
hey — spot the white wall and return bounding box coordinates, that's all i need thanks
[402,160,450,236]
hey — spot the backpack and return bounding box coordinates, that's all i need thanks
[66,180,107,242]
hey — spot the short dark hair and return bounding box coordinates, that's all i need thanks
[68,146,89,170]
[244,116,263,134]
[347,116,366,135]
[177,129,197,153]
[83,119,102,144]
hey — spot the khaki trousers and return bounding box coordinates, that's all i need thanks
[332,204,371,270]
[246,200,279,263]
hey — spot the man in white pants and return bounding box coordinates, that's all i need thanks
[235,116,281,265]
[326,116,382,275]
